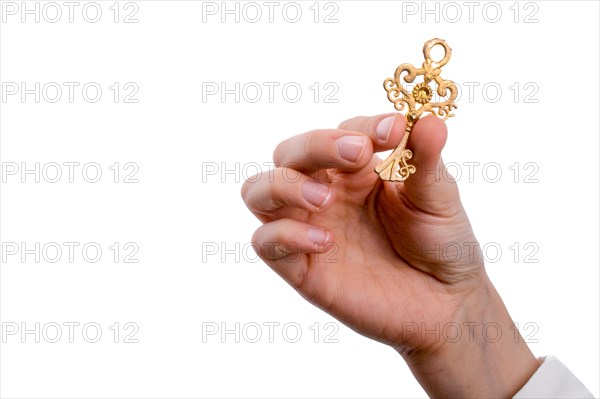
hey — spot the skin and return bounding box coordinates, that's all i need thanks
[241,113,541,398]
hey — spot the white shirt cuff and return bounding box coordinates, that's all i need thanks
[513,355,594,398]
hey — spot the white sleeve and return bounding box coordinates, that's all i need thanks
[513,355,594,398]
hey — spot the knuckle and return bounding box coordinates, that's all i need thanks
[273,135,297,166]
[251,228,265,252]
[256,187,281,214]
[272,143,283,166]
[251,228,288,261]
[240,173,262,205]
[267,177,283,204]
[303,130,317,159]
[240,177,253,200]
[251,231,274,261]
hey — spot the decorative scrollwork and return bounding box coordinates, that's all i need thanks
[376,38,458,182]
[397,149,416,180]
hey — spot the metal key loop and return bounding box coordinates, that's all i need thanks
[375,38,458,182]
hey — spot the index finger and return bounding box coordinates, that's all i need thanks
[337,113,407,152]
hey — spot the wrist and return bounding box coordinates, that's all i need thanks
[398,274,541,398]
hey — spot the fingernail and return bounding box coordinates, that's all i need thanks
[308,228,329,245]
[376,116,394,141]
[302,181,331,208]
[336,136,367,163]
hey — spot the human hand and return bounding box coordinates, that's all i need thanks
[241,113,539,397]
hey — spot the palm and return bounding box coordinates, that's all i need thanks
[297,158,482,351]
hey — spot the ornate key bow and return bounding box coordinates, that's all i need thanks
[375,38,458,182]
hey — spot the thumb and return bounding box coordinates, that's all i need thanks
[400,114,462,216]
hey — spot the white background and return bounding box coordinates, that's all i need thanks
[1,0,598,398]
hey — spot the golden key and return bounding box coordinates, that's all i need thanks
[375,38,458,182]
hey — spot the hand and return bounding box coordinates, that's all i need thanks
[241,113,540,398]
